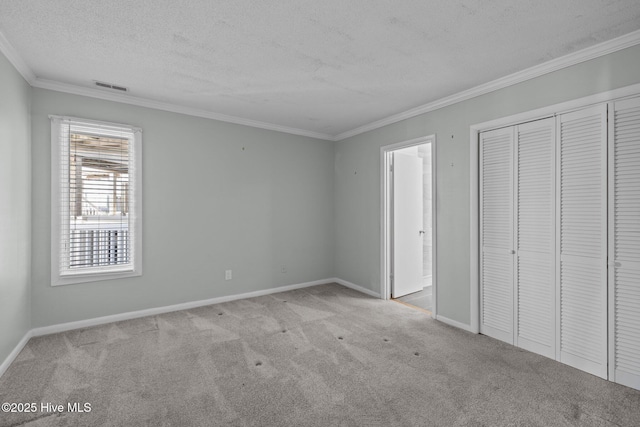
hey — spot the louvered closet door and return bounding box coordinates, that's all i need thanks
[557,104,608,379]
[480,127,515,344]
[609,97,640,390]
[515,118,556,359]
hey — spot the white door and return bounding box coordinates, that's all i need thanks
[480,127,515,344]
[557,104,608,379]
[515,118,556,359]
[609,96,640,389]
[392,151,424,298]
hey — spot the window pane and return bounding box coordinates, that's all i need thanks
[68,132,130,269]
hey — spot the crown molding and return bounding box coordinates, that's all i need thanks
[30,78,334,141]
[3,26,640,142]
[334,28,640,141]
[0,26,333,140]
[0,29,35,83]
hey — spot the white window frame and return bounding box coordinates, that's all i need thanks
[50,115,143,286]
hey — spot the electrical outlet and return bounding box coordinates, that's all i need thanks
[225,270,232,280]
[280,265,287,274]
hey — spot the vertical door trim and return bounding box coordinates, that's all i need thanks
[470,128,480,333]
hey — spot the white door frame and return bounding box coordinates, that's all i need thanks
[381,135,437,317]
[469,82,640,335]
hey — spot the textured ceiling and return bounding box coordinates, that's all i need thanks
[1,0,640,138]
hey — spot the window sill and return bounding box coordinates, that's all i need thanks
[52,268,142,287]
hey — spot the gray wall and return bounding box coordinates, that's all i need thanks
[31,89,335,327]
[0,52,31,362]
[6,41,640,338]
[334,44,640,325]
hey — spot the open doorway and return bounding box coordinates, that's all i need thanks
[381,136,436,315]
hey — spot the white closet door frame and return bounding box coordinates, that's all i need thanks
[480,126,515,344]
[608,96,640,389]
[471,83,640,337]
[555,104,608,379]
[514,118,556,359]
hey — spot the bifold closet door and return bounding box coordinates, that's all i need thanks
[609,97,640,390]
[515,118,556,359]
[557,104,608,379]
[480,127,514,344]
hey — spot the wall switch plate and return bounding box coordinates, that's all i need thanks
[225,270,232,280]
[280,265,287,274]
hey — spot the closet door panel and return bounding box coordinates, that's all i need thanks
[557,105,608,379]
[610,96,640,390]
[515,118,555,359]
[480,127,515,344]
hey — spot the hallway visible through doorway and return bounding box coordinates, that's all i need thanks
[395,282,432,312]
[382,139,435,314]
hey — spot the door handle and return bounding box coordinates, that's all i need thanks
[419,230,425,235]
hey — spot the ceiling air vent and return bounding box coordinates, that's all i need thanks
[94,81,128,92]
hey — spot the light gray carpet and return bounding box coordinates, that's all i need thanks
[1,283,639,426]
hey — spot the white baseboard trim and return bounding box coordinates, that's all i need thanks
[2,277,380,379]
[31,278,334,338]
[435,315,476,333]
[0,330,33,379]
[332,278,381,298]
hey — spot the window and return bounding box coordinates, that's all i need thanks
[50,116,142,286]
